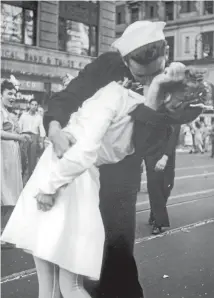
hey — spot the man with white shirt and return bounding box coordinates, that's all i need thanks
[19,99,46,179]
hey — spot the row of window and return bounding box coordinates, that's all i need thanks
[166,31,214,62]
[116,1,214,24]
[185,32,214,57]
[1,1,99,57]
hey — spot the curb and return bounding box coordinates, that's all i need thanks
[0,268,36,284]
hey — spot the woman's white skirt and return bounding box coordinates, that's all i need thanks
[1,145,105,280]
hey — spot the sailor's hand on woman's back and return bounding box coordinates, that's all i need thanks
[48,121,76,158]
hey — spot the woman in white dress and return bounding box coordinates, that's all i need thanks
[1,80,31,246]
[1,61,208,298]
[1,80,31,206]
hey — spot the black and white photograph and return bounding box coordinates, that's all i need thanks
[1,1,214,297]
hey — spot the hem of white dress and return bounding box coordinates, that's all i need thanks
[1,237,101,281]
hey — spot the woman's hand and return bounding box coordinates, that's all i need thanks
[49,124,76,159]
[144,63,186,110]
[155,155,168,171]
[154,62,186,86]
[35,193,55,212]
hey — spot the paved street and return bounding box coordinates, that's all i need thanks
[135,151,214,298]
[1,151,214,298]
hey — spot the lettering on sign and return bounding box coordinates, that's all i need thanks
[1,44,92,70]
[19,80,44,91]
[16,93,34,102]
[1,78,44,92]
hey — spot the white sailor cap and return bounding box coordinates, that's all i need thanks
[112,21,166,57]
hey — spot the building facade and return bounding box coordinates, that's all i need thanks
[116,1,214,82]
[1,1,116,108]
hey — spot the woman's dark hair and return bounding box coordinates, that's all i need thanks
[124,39,167,65]
[1,80,16,94]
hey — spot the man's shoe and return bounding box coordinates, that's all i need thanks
[152,225,163,235]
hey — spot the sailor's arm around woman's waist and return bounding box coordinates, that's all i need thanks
[38,83,124,195]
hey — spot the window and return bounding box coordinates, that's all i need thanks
[117,12,122,25]
[202,31,214,58]
[180,1,196,13]
[165,1,174,21]
[185,36,190,53]
[131,7,139,23]
[150,6,154,18]
[165,36,174,62]
[1,1,37,45]
[204,1,213,14]
[146,2,157,19]
[116,5,125,25]
[186,1,191,12]
[59,18,98,57]
[59,1,99,57]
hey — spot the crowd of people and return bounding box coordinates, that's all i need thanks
[183,118,214,156]
[0,71,77,244]
[1,20,214,298]
[1,79,46,245]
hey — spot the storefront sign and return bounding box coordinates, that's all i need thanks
[16,93,34,102]
[19,80,44,91]
[1,43,92,71]
[1,77,44,92]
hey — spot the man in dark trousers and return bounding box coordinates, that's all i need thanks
[44,21,201,298]
[144,124,181,234]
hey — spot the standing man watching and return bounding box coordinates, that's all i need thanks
[144,124,181,234]
[19,99,46,180]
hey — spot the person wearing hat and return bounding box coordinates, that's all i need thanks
[43,21,203,298]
